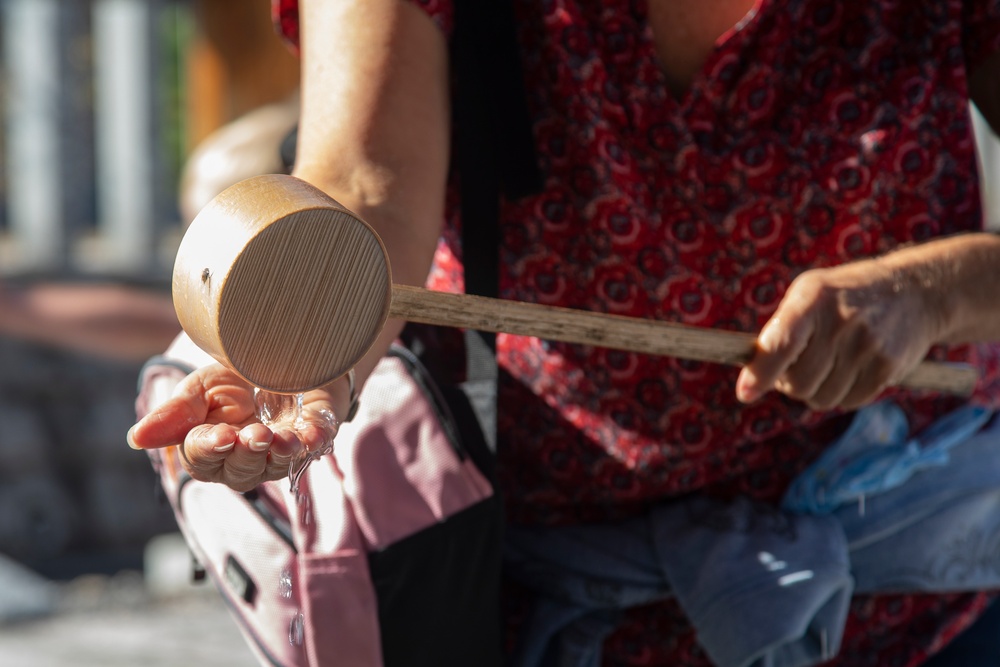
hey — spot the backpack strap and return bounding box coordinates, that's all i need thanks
[451,0,541,452]
[452,0,541,301]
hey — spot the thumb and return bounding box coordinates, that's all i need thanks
[128,390,210,450]
[736,314,812,403]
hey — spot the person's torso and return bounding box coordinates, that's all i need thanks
[423,0,998,524]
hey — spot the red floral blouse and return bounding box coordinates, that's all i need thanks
[274,0,1000,665]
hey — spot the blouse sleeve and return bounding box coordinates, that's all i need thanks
[963,0,1000,72]
[271,0,453,54]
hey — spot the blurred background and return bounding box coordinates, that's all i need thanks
[0,0,298,664]
[0,1,995,665]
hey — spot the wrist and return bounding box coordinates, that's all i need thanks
[322,369,360,423]
[879,242,955,343]
[881,233,1000,344]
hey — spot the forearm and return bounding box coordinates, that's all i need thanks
[292,0,450,391]
[879,232,1000,344]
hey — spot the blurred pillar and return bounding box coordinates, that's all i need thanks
[92,0,158,272]
[2,0,64,271]
[59,0,98,262]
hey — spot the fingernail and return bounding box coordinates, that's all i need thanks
[214,441,236,453]
[247,439,270,453]
[736,371,758,404]
[126,425,141,450]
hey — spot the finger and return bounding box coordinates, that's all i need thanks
[737,314,815,403]
[838,356,895,411]
[128,376,214,449]
[260,412,339,483]
[180,423,240,479]
[781,320,885,408]
[801,351,857,410]
[263,428,302,481]
[193,365,257,424]
[238,422,275,458]
[808,324,899,410]
[218,425,275,491]
[775,337,838,402]
[296,408,340,453]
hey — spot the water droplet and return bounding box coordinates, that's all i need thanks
[278,568,293,599]
[288,612,305,646]
[295,492,313,526]
[253,388,339,498]
[254,388,302,426]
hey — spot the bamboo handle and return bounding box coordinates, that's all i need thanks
[390,284,978,397]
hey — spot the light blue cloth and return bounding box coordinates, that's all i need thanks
[782,402,992,515]
[505,402,1000,667]
[830,409,1000,593]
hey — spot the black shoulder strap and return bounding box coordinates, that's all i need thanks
[450,0,541,452]
[451,0,541,303]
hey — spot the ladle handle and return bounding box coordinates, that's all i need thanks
[389,284,978,397]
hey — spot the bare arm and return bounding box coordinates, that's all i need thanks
[292,0,451,410]
[739,46,1000,408]
[129,0,452,488]
[158,0,448,410]
[737,232,1000,409]
[918,232,1000,342]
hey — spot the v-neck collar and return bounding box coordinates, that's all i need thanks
[640,0,769,114]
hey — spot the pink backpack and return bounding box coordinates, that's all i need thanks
[136,345,504,666]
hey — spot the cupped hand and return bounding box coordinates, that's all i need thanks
[736,256,947,411]
[127,363,339,492]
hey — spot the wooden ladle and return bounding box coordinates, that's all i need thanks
[173,174,978,397]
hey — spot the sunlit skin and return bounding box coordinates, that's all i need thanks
[648,0,759,97]
[129,350,340,493]
[737,234,1000,409]
[130,0,447,490]
[129,0,1000,492]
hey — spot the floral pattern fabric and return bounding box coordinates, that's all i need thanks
[273,0,1000,665]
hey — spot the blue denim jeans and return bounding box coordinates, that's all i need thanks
[504,403,1000,667]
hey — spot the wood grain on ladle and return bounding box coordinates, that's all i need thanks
[173,174,978,397]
